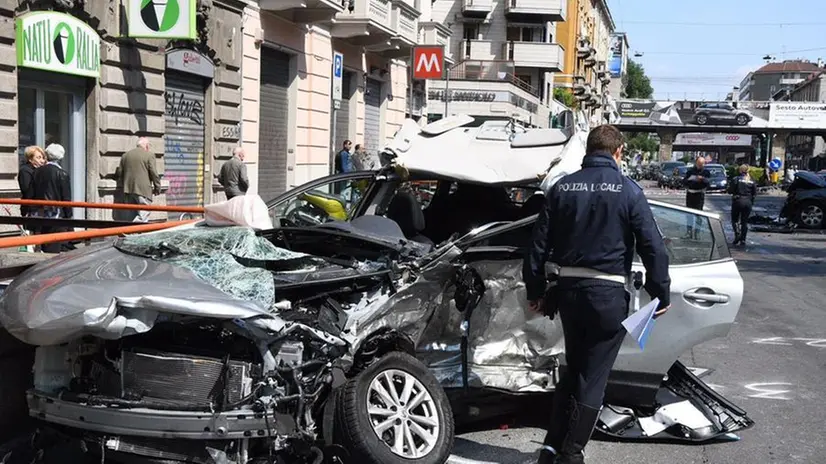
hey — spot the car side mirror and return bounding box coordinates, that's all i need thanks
[453,264,486,313]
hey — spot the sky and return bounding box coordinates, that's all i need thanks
[605,0,826,101]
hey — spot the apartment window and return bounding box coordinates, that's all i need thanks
[463,24,479,41]
[507,26,540,42]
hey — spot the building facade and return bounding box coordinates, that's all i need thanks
[738,60,823,102]
[241,0,428,195]
[787,72,826,170]
[424,0,565,128]
[4,0,246,220]
[554,0,615,125]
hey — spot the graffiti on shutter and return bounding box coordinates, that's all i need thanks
[165,72,206,214]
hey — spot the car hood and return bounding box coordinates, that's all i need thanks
[0,226,352,346]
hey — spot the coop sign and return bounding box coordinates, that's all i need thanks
[16,11,101,79]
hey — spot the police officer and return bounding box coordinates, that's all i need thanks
[728,164,757,246]
[524,125,672,464]
[682,157,711,238]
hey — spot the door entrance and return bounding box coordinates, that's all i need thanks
[17,72,87,219]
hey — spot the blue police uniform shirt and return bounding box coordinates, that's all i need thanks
[523,151,671,306]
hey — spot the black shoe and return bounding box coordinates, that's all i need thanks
[537,448,556,464]
[554,399,601,464]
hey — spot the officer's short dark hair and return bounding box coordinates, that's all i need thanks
[586,125,625,155]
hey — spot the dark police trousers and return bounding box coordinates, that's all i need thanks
[731,197,753,243]
[685,191,705,238]
[541,279,628,462]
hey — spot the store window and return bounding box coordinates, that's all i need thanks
[17,71,87,218]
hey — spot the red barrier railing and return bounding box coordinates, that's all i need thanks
[0,198,204,213]
[0,220,196,249]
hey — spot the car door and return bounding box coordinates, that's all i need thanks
[266,171,376,227]
[429,199,743,395]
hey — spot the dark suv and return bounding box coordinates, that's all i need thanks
[693,103,753,126]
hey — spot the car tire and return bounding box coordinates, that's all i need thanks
[796,200,825,229]
[695,114,708,125]
[335,351,454,464]
[736,114,749,125]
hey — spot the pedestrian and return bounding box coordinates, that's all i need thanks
[334,140,353,174]
[728,164,757,246]
[523,125,671,464]
[18,145,47,218]
[218,146,249,200]
[352,143,379,171]
[115,137,161,222]
[32,143,73,253]
[683,156,711,239]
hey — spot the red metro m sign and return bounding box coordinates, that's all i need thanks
[413,46,445,80]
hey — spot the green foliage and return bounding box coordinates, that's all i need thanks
[553,87,578,108]
[625,132,658,154]
[623,60,654,99]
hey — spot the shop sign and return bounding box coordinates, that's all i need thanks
[768,102,826,129]
[166,48,214,79]
[16,11,101,78]
[127,0,197,40]
[428,90,502,103]
[674,133,753,146]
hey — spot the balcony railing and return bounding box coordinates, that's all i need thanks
[462,0,493,16]
[420,22,453,60]
[391,1,419,45]
[505,0,565,21]
[460,40,499,61]
[447,60,540,97]
[503,41,564,71]
[342,0,392,25]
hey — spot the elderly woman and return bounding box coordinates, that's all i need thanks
[18,145,47,217]
[32,143,73,253]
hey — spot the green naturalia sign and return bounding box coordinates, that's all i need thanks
[127,0,196,40]
[16,11,101,79]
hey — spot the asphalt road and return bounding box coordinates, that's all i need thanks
[449,187,826,464]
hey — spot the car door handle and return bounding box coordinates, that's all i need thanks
[683,290,729,304]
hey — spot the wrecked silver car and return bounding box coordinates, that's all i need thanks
[0,116,753,464]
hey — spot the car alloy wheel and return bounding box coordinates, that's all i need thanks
[367,369,440,458]
[799,202,824,228]
[696,114,708,125]
[736,114,748,125]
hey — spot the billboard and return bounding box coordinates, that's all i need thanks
[616,100,771,128]
[608,33,625,78]
[674,133,753,146]
[768,102,826,129]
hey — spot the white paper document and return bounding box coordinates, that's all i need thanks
[621,298,658,350]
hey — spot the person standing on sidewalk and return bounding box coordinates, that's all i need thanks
[683,156,711,238]
[18,146,47,218]
[116,137,161,222]
[218,146,249,200]
[32,144,74,253]
[523,125,671,464]
[728,164,757,246]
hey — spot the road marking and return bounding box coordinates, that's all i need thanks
[752,337,826,347]
[448,456,503,464]
[752,337,794,346]
[744,382,793,400]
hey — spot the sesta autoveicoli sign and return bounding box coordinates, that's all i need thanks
[768,102,826,129]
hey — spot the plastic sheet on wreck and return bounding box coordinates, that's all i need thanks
[116,226,314,309]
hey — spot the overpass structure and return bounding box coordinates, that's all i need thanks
[609,99,826,171]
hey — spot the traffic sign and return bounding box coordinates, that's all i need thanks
[769,158,782,171]
[332,51,343,101]
[412,46,445,80]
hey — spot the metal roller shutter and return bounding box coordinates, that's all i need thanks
[259,48,291,200]
[334,71,353,153]
[364,78,382,157]
[164,72,206,212]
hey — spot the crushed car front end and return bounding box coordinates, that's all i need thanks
[0,224,458,463]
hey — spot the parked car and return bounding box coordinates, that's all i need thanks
[780,171,826,229]
[693,103,753,126]
[0,116,753,464]
[706,164,729,192]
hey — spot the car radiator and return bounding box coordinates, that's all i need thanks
[118,349,254,407]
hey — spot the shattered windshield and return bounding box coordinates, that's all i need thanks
[116,226,318,309]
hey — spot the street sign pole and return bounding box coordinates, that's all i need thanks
[408,48,414,120]
[331,51,343,174]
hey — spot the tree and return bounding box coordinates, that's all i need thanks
[553,87,577,108]
[623,60,653,99]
